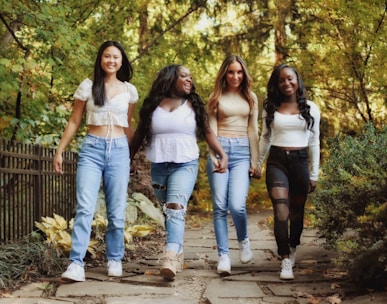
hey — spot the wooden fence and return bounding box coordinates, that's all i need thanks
[0,139,77,244]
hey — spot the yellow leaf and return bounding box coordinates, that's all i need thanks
[132,192,165,228]
[92,214,108,229]
[69,218,74,230]
[53,213,68,230]
[126,224,154,238]
[87,240,101,258]
[34,221,46,232]
[124,230,133,244]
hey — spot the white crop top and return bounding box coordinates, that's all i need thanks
[258,100,320,180]
[74,78,138,127]
[146,100,199,163]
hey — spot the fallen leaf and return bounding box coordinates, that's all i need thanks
[331,283,341,289]
[294,291,311,298]
[326,294,342,304]
[307,295,321,304]
[300,268,315,275]
[144,270,158,276]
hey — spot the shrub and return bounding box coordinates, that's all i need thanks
[311,123,387,288]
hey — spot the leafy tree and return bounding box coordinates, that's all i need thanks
[2,0,386,145]
[294,0,387,132]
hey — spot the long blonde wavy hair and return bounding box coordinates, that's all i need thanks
[208,55,255,115]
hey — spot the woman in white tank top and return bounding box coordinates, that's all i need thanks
[130,64,228,281]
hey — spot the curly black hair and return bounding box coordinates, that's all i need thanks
[130,64,209,159]
[263,64,314,138]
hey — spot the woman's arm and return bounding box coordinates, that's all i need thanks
[125,103,137,144]
[205,126,228,173]
[207,104,220,165]
[247,94,260,177]
[53,99,86,173]
[308,101,321,184]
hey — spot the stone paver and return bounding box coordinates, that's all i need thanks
[203,280,265,299]
[1,211,386,304]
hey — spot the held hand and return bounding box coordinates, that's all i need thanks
[309,180,317,193]
[249,167,261,179]
[53,153,63,174]
[212,155,228,174]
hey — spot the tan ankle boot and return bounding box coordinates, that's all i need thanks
[160,251,178,280]
[176,252,184,273]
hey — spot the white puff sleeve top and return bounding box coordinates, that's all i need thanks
[74,78,138,127]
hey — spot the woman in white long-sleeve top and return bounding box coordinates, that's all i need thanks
[258,64,320,280]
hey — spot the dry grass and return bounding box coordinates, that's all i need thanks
[0,232,66,292]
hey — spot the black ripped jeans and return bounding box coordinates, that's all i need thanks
[265,146,310,257]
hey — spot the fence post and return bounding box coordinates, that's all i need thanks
[33,144,42,222]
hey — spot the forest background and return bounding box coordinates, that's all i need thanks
[1,0,386,287]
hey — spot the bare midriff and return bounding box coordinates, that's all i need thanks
[88,125,126,138]
[218,130,248,138]
[276,146,307,151]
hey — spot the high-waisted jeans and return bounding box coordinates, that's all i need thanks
[151,160,198,254]
[207,137,251,256]
[266,146,310,256]
[70,134,130,266]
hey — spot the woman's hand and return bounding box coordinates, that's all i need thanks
[212,155,228,173]
[309,180,317,193]
[53,153,63,174]
[249,167,261,179]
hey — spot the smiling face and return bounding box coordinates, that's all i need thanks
[100,46,123,75]
[225,61,244,91]
[174,66,193,96]
[278,67,299,97]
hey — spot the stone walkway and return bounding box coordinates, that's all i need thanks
[1,210,386,303]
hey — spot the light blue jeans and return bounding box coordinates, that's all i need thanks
[70,134,130,266]
[207,137,251,256]
[151,160,198,254]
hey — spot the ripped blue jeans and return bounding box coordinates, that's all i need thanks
[151,160,198,254]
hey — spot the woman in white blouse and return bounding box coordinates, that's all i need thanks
[54,41,138,281]
[258,64,320,280]
[130,64,227,281]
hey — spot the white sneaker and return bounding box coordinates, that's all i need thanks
[280,258,294,280]
[217,254,231,276]
[289,247,296,267]
[239,238,253,264]
[61,262,85,282]
[107,260,122,277]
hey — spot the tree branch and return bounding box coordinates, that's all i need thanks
[0,13,28,52]
[131,0,208,63]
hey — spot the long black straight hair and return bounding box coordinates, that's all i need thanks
[92,41,133,106]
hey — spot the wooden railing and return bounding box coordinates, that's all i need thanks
[0,139,77,244]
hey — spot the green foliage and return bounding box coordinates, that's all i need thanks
[2,0,385,146]
[311,123,387,287]
[296,0,387,131]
